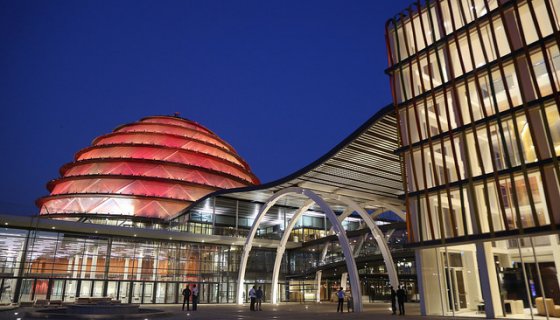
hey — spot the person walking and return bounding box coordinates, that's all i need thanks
[336,287,345,312]
[181,284,191,311]
[397,285,406,315]
[256,286,263,311]
[390,286,397,315]
[192,284,199,311]
[249,286,257,311]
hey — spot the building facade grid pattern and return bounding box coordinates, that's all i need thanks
[387,0,560,244]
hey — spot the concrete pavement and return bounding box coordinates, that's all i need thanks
[0,301,429,320]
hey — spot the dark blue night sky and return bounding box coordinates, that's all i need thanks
[0,0,408,216]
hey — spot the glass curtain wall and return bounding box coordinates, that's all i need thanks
[0,227,277,304]
[387,0,560,318]
[389,0,560,243]
[419,234,560,319]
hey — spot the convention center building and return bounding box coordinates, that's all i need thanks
[0,110,412,313]
[0,0,559,319]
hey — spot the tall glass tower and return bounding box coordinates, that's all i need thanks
[386,0,560,318]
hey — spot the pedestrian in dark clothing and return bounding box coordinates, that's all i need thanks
[249,286,256,311]
[397,285,406,315]
[256,286,263,311]
[336,288,345,312]
[390,286,397,315]
[192,284,199,311]
[182,284,191,311]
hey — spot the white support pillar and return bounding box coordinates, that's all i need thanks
[152,248,159,281]
[72,256,80,279]
[414,249,427,316]
[67,255,74,276]
[551,235,560,294]
[136,257,143,281]
[320,242,330,265]
[235,200,239,233]
[14,240,27,278]
[476,242,502,319]
[90,246,98,279]
[315,271,322,302]
[212,197,216,231]
[340,272,348,290]
[80,253,88,279]
[123,258,130,280]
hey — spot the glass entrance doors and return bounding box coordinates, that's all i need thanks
[49,280,64,300]
[444,267,467,311]
[154,282,177,303]
[3,278,227,305]
[442,252,468,312]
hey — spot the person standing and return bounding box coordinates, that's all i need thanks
[249,286,256,311]
[397,285,406,315]
[336,287,345,312]
[181,284,191,311]
[192,284,199,311]
[256,286,263,311]
[390,286,397,315]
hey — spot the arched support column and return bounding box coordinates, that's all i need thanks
[320,207,353,263]
[236,189,288,305]
[237,187,363,312]
[317,197,400,290]
[271,199,315,304]
[361,200,406,221]
[333,196,399,289]
[354,233,369,258]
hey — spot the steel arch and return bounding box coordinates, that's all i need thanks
[236,187,363,312]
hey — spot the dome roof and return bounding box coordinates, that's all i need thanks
[36,115,260,221]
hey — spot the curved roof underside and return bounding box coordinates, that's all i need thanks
[173,104,404,219]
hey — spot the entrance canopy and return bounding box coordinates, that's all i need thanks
[172,104,404,221]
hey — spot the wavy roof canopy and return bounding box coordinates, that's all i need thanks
[174,104,404,221]
[37,115,260,221]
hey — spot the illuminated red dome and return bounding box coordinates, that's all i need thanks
[37,115,260,220]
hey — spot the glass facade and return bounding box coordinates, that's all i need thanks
[0,226,276,305]
[416,235,560,318]
[285,222,416,303]
[387,0,560,318]
[0,196,412,306]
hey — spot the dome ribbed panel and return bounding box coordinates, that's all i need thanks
[60,161,248,189]
[37,115,259,220]
[39,195,188,220]
[76,146,254,183]
[93,132,245,167]
[115,123,232,152]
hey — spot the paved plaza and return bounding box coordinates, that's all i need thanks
[157,302,423,320]
[0,301,430,320]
